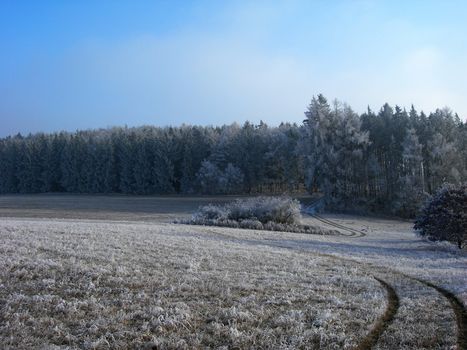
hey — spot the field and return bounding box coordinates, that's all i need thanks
[0,195,466,349]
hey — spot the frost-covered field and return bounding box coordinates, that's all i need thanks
[1,219,386,349]
[302,214,467,303]
[0,196,466,349]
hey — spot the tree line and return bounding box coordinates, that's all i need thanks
[1,95,466,217]
[0,122,303,196]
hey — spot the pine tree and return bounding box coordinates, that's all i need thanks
[394,128,427,217]
[196,160,222,194]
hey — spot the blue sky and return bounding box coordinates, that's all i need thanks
[1,0,466,136]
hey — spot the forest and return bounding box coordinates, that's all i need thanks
[1,95,466,217]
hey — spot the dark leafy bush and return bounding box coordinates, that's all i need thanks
[181,196,337,235]
[414,183,467,248]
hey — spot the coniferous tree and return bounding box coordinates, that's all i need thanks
[299,94,333,193]
[394,128,427,217]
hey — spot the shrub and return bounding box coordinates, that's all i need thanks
[193,204,229,221]
[238,219,264,230]
[181,196,335,235]
[227,196,302,225]
[414,183,467,249]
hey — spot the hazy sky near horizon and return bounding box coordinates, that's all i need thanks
[1,0,466,136]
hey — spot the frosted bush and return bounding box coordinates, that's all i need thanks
[228,196,301,225]
[182,196,331,234]
[239,219,264,230]
[194,204,229,221]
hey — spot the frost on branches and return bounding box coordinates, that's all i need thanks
[414,183,467,248]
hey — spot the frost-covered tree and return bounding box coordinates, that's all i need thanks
[87,134,114,193]
[393,128,427,217]
[117,131,137,193]
[299,94,334,194]
[0,136,20,193]
[265,123,303,193]
[196,161,244,194]
[45,133,66,192]
[179,126,216,193]
[300,95,368,207]
[196,160,222,194]
[132,130,155,194]
[153,132,176,194]
[219,163,244,194]
[414,183,467,248]
[329,102,369,207]
[234,121,269,193]
[424,108,464,192]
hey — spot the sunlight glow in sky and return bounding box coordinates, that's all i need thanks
[1,0,466,136]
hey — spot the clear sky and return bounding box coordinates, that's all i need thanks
[1,0,466,136]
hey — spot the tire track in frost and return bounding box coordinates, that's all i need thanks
[203,223,464,348]
[353,277,400,350]
[306,214,466,349]
[308,213,366,237]
[202,227,400,349]
[409,277,467,350]
[300,214,466,349]
[301,198,366,237]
